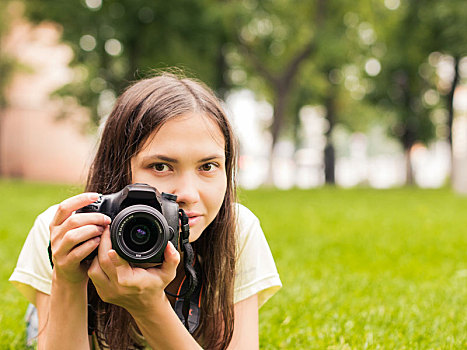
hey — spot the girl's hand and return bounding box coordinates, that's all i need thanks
[88,227,180,315]
[49,193,111,285]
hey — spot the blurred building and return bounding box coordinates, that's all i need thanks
[0,13,94,184]
[452,85,467,193]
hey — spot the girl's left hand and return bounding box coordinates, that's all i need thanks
[87,227,180,315]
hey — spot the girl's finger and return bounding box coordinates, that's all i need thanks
[52,193,100,226]
[60,213,111,235]
[60,225,105,253]
[96,228,130,283]
[108,250,134,286]
[64,236,101,265]
[157,242,180,282]
[88,255,110,285]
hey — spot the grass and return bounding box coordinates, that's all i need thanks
[240,188,467,349]
[0,180,82,349]
[1,180,467,349]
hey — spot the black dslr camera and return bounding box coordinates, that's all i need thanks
[77,183,179,264]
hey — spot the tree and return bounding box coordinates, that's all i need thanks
[23,0,231,125]
[221,0,379,184]
[217,0,326,183]
[367,1,437,184]
[420,0,467,176]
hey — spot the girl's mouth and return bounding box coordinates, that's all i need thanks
[187,215,201,227]
[179,212,202,228]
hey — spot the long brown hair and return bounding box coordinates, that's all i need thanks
[85,73,237,349]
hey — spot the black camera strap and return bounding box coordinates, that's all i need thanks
[165,209,200,333]
[173,256,202,334]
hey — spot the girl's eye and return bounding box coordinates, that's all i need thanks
[200,162,218,172]
[152,163,170,172]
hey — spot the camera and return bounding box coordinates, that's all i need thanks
[77,183,179,264]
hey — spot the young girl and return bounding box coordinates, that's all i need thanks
[10,73,281,349]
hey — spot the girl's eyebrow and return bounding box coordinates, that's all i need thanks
[141,154,178,163]
[141,154,225,163]
[199,154,225,162]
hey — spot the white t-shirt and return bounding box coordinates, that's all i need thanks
[10,203,281,308]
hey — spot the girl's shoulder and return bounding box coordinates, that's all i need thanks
[33,204,60,230]
[27,204,59,233]
[234,203,261,231]
[39,204,60,220]
[234,203,265,245]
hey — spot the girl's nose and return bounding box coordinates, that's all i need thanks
[172,174,200,206]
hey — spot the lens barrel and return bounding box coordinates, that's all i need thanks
[110,205,170,263]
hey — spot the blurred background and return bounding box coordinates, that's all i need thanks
[0,0,466,189]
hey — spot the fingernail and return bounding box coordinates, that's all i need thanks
[94,236,101,243]
[88,193,100,201]
[108,250,118,263]
[97,226,104,232]
[168,242,176,254]
[104,215,111,224]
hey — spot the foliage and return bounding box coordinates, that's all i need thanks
[3,180,467,348]
[422,0,467,59]
[364,1,467,184]
[367,2,437,151]
[23,0,230,124]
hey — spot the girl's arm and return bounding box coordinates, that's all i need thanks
[36,278,90,350]
[37,193,109,350]
[88,229,202,349]
[228,294,259,349]
[133,292,259,350]
[89,230,261,349]
[131,296,203,350]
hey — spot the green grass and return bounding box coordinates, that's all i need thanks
[240,188,467,349]
[0,180,82,349]
[2,180,467,349]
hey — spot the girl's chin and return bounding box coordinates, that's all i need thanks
[188,228,204,243]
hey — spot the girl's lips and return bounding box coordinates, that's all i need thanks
[179,212,203,227]
[187,215,202,227]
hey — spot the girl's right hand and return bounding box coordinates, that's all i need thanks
[49,193,111,285]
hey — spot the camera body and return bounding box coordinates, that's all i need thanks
[77,183,179,264]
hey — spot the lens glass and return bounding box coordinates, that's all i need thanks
[130,226,151,245]
[121,215,161,253]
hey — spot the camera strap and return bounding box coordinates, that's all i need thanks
[173,256,203,334]
[164,209,200,333]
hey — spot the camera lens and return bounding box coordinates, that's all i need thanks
[111,205,170,263]
[121,215,160,253]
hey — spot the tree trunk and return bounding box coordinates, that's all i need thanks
[324,143,335,184]
[401,127,416,185]
[447,55,460,181]
[265,84,288,186]
[324,87,336,184]
[215,37,229,99]
[404,146,414,186]
[237,0,327,187]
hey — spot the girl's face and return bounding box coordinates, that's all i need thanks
[130,112,227,242]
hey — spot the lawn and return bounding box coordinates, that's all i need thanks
[1,180,467,349]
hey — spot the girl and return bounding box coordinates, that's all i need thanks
[10,73,281,349]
